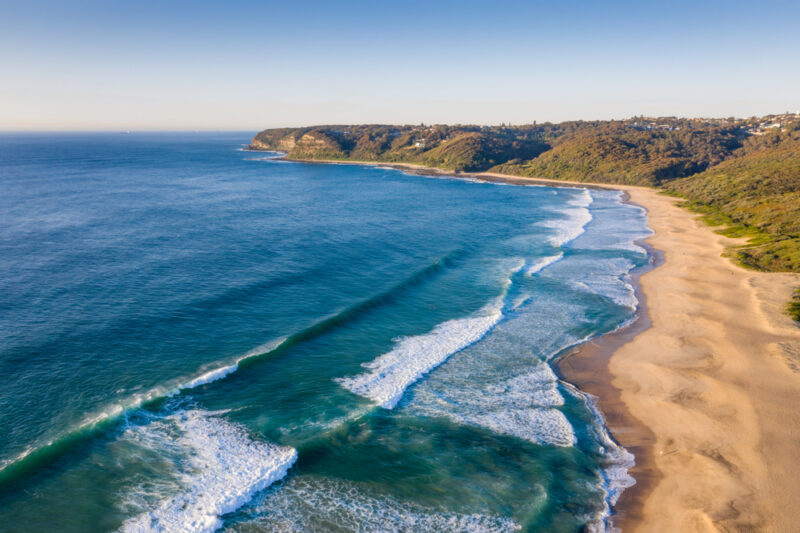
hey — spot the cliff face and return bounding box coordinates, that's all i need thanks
[248,138,275,151]
[290,132,344,158]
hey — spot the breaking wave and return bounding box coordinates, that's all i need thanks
[525,253,564,276]
[336,298,504,409]
[231,476,521,532]
[408,363,576,447]
[541,189,594,247]
[0,251,463,479]
[120,410,297,533]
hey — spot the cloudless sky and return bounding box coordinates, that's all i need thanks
[1,0,799,130]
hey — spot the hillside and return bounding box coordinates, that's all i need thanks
[664,124,800,273]
[492,122,743,186]
[249,115,800,286]
[249,125,548,172]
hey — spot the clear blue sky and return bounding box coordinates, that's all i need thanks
[1,0,799,130]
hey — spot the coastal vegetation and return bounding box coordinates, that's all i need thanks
[250,114,800,277]
[790,289,800,322]
[250,124,549,172]
[665,123,800,272]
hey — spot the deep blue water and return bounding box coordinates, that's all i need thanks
[0,132,650,532]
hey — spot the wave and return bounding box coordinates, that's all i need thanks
[233,476,521,532]
[555,254,639,310]
[0,253,463,481]
[464,408,575,447]
[407,363,576,447]
[176,339,286,391]
[336,298,504,409]
[525,252,564,276]
[120,410,297,533]
[540,189,594,247]
[582,269,638,310]
[561,383,635,533]
[334,257,531,409]
[0,338,287,481]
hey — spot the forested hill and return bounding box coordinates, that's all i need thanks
[250,115,800,285]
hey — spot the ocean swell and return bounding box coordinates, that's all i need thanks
[0,252,463,478]
[234,477,521,532]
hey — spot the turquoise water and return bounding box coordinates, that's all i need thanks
[0,133,651,532]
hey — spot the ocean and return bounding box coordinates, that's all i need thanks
[0,132,651,532]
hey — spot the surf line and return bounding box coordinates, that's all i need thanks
[336,258,528,409]
[0,251,464,482]
[336,189,594,410]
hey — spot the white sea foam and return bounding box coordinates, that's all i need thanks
[483,365,565,407]
[571,188,594,209]
[467,408,575,447]
[540,189,594,247]
[582,393,636,509]
[177,338,286,392]
[0,338,290,474]
[572,189,651,256]
[560,383,636,533]
[336,299,504,409]
[179,364,239,390]
[121,410,297,533]
[558,257,639,309]
[511,294,531,310]
[236,476,521,532]
[409,363,576,447]
[525,252,564,276]
[583,270,638,309]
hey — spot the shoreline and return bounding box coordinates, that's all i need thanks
[267,155,660,526]
[262,154,800,531]
[268,154,640,192]
[556,236,662,533]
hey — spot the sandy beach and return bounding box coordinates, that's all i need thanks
[606,188,800,532]
[281,158,800,531]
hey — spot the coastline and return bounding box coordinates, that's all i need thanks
[556,235,662,533]
[269,155,660,526]
[269,155,635,191]
[266,155,800,531]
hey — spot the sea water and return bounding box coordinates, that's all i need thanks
[0,133,651,532]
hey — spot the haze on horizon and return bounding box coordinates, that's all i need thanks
[1,0,799,131]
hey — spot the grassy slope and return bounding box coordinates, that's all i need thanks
[252,125,549,172]
[664,129,800,272]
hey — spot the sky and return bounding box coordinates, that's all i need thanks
[1,0,799,130]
